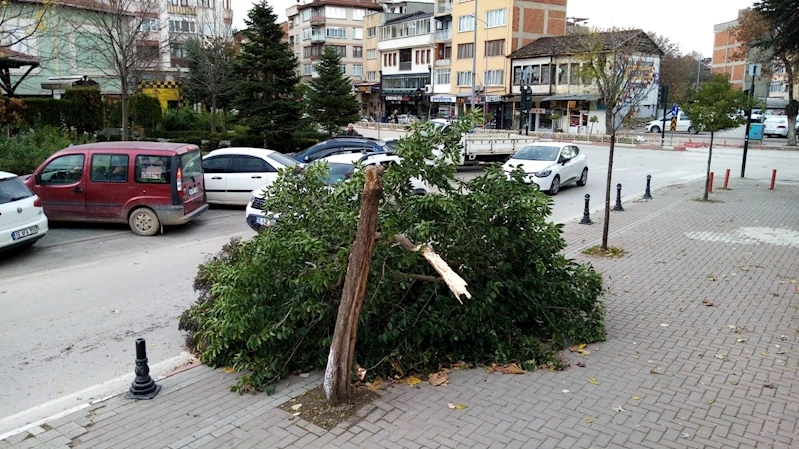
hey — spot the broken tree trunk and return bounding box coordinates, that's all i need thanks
[394,234,471,303]
[324,165,384,405]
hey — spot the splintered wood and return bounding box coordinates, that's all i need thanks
[394,234,471,303]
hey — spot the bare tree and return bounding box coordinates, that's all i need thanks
[65,0,166,140]
[1,0,53,52]
[579,29,662,251]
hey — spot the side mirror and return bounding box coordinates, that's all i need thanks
[35,173,42,185]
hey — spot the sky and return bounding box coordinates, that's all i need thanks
[231,0,756,57]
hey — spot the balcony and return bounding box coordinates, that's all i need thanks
[436,1,452,14]
[310,16,325,26]
[399,61,412,71]
[168,5,196,15]
[435,29,452,41]
[434,58,451,67]
[310,34,326,43]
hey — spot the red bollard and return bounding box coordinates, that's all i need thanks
[708,172,714,193]
[723,169,730,189]
[770,170,776,190]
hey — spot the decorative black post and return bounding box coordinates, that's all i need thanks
[580,194,593,225]
[125,338,161,400]
[643,175,653,200]
[613,183,624,211]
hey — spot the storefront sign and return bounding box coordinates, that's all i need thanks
[567,101,577,108]
[385,95,403,101]
[530,108,547,114]
[485,95,502,103]
[431,95,456,103]
[357,85,371,93]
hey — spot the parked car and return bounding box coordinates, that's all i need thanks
[202,148,298,206]
[1,171,48,252]
[751,109,763,123]
[245,153,427,232]
[24,142,207,236]
[290,137,391,163]
[503,143,588,195]
[763,116,791,137]
[645,110,697,134]
[397,114,419,125]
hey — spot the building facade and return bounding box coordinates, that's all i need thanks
[286,0,382,87]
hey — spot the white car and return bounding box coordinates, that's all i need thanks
[0,171,48,252]
[245,153,428,231]
[397,114,419,125]
[763,116,793,137]
[502,143,588,195]
[645,110,697,134]
[202,148,299,206]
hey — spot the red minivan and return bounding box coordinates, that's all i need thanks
[25,142,208,236]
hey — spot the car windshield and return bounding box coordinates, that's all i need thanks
[0,176,34,205]
[385,140,399,151]
[180,150,203,180]
[322,163,354,184]
[267,152,298,168]
[514,145,561,162]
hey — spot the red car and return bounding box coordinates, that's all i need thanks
[25,142,208,236]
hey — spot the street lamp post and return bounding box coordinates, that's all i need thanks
[428,64,433,120]
[470,0,478,113]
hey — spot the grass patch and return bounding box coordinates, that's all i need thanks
[581,246,627,258]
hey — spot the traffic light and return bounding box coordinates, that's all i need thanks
[521,86,532,110]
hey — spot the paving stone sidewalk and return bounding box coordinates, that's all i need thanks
[2,178,798,449]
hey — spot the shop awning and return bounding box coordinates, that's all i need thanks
[541,94,600,101]
[505,94,548,102]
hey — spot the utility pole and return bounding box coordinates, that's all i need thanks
[741,64,759,178]
[470,0,478,113]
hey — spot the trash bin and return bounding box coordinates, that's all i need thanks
[749,123,764,140]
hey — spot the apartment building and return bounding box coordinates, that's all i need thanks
[286,0,382,87]
[431,0,567,126]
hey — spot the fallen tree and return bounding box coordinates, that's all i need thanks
[180,112,605,393]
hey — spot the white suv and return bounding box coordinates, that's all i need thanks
[0,171,48,252]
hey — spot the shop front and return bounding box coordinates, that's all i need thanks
[430,94,457,119]
[541,94,600,134]
[356,83,381,120]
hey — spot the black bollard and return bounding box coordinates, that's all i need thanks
[643,175,653,200]
[579,194,593,225]
[613,183,624,211]
[125,338,161,400]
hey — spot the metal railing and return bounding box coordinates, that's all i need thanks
[434,59,451,67]
[435,29,452,41]
[399,61,412,71]
[437,2,452,13]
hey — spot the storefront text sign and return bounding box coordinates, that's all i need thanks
[530,108,547,114]
[385,96,403,101]
[485,95,502,103]
[431,95,456,103]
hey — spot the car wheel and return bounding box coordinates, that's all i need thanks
[548,175,561,195]
[577,167,588,186]
[650,126,660,134]
[129,207,160,236]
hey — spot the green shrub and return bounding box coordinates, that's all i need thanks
[0,126,91,174]
[161,108,199,131]
[21,98,74,128]
[105,100,122,128]
[63,87,103,133]
[229,132,264,148]
[129,94,162,131]
[180,113,605,392]
[195,110,227,132]
[182,136,202,146]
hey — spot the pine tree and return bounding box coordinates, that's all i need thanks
[307,46,360,135]
[233,1,301,151]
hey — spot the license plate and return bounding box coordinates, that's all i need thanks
[188,186,199,196]
[12,225,38,241]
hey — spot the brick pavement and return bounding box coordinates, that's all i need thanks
[2,178,798,449]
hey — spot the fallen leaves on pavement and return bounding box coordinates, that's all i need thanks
[447,403,467,409]
[428,371,449,386]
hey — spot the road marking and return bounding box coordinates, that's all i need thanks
[172,232,246,248]
[0,352,194,439]
[0,261,100,284]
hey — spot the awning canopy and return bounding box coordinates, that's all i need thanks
[542,94,601,102]
[0,47,41,96]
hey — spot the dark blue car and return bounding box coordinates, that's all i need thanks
[291,137,390,163]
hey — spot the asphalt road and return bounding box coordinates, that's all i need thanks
[2,134,798,435]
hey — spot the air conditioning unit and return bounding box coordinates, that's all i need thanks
[424,84,432,93]
[475,85,485,92]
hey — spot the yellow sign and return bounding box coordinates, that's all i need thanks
[670,117,677,131]
[567,101,577,108]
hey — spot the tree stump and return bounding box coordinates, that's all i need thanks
[323,165,384,405]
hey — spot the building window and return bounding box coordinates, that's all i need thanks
[301,9,312,21]
[367,48,376,59]
[353,28,363,40]
[353,64,363,76]
[352,9,366,21]
[484,39,504,57]
[339,64,347,74]
[456,71,473,86]
[170,43,186,58]
[138,44,159,60]
[379,18,431,40]
[427,49,431,63]
[439,45,452,59]
[180,0,188,6]
[138,18,158,32]
[201,23,214,36]
[483,69,503,86]
[326,27,346,38]
[169,19,196,33]
[485,9,506,28]
[557,63,568,85]
[770,81,787,93]
[415,50,420,64]
[353,46,363,58]
[199,0,213,7]
[303,28,312,40]
[458,15,475,32]
[434,68,450,85]
[325,6,346,19]
[570,63,580,85]
[331,45,346,57]
[367,71,377,80]
[367,26,377,37]
[540,64,551,84]
[457,43,474,59]
[303,64,313,75]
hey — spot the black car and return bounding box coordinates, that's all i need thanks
[291,137,390,163]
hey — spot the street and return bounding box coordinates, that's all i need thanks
[2,136,799,435]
